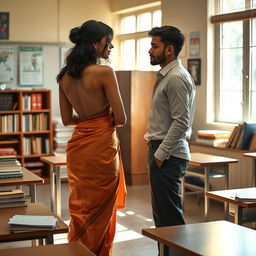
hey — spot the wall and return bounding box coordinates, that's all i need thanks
[0,0,113,117]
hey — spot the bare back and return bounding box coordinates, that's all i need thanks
[59,64,126,127]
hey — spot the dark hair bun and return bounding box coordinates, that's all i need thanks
[69,27,82,44]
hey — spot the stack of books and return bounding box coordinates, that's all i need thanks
[53,117,74,156]
[8,215,58,233]
[0,189,27,208]
[226,122,256,150]
[0,148,17,156]
[0,155,23,178]
[195,130,231,148]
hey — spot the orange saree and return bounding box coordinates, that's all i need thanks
[66,114,126,256]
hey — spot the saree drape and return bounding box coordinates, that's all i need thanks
[66,114,126,256]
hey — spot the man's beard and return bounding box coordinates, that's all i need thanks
[150,51,166,65]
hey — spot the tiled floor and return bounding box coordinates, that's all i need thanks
[0,182,226,255]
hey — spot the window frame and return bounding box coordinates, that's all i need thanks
[215,17,255,123]
[117,7,162,71]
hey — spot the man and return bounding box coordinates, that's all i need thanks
[145,26,195,256]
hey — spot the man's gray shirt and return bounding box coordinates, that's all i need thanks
[144,58,195,161]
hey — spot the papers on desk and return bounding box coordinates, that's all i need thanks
[8,215,58,233]
[0,189,27,208]
[235,191,256,202]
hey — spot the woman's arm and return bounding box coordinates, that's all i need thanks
[100,66,126,127]
[59,85,79,126]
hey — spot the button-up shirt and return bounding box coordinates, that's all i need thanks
[144,58,195,161]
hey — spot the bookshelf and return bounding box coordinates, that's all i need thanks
[0,89,53,181]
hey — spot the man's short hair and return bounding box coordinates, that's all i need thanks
[148,26,184,57]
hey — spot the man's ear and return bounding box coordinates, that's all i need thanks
[165,45,174,56]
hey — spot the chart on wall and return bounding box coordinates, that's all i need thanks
[19,46,43,87]
[0,46,14,83]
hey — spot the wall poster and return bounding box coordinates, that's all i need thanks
[19,46,43,87]
[0,46,14,83]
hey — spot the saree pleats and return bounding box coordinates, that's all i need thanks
[66,114,126,256]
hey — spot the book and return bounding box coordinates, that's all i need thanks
[248,131,256,151]
[230,124,243,148]
[197,130,231,139]
[0,189,24,199]
[8,215,58,232]
[195,137,229,147]
[240,122,256,150]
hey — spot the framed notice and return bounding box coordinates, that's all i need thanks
[19,46,43,87]
[0,46,14,83]
[189,31,200,58]
[188,58,201,86]
[0,12,9,40]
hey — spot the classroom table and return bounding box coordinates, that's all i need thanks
[0,168,44,202]
[182,152,239,220]
[0,242,95,256]
[206,187,256,225]
[243,152,256,186]
[40,156,66,216]
[142,220,256,256]
[0,202,68,245]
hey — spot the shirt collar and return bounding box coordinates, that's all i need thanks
[157,58,181,78]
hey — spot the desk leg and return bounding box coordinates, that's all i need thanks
[159,243,164,256]
[223,164,229,219]
[30,184,36,203]
[55,166,62,217]
[50,165,55,212]
[234,205,243,225]
[204,166,210,220]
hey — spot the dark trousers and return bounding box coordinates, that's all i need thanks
[147,140,188,256]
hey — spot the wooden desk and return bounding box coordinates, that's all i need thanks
[244,152,256,186]
[182,152,239,220]
[206,187,256,225]
[142,220,256,256]
[0,202,68,244]
[40,156,66,217]
[0,242,95,256]
[0,168,44,202]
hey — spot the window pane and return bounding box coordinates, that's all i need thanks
[221,21,243,48]
[121,16,136,34]
[121,40,135,70]
[152,10,162,27]
[137,38,152,70]
[251,47,256,90]
[252,19,256,46]
[220,0,245,13]
[137,12,151,32]
[219,91,243,122]
[253,0,256,9]
[220,48,243,90]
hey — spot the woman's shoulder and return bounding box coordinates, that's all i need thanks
[83,64,114,76]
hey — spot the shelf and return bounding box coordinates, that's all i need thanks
[0,140,19,144]
[0,132,22,135]
[23,130,50,134]
[189,140,252,153]
[0,110,20,114]
[23,153,51,158]
[187,169,226,179]
[22,109,50,113]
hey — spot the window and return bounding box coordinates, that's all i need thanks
[211,0,256,123]
[118,8,162,71]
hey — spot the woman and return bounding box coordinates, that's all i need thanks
[57,20,127,256]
